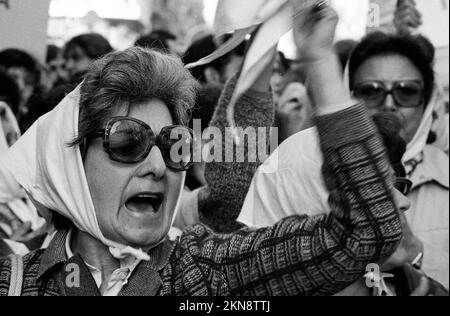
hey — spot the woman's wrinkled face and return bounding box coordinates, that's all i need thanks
[354,54,425,144]
[84,99,185,248]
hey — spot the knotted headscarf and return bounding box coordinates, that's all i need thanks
[0,87,185,261]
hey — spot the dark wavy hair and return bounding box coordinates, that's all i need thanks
[0,49,41,87]
[64,33,113,61]
[183,34,247,84]
[135,30,177,52]
[349,32,435,106]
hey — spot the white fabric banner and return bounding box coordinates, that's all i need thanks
[187,0,319,140]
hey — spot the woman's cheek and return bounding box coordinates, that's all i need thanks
[165,172,185,212]
[85,145,129,224]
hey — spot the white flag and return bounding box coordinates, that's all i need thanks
[186,0,321,143]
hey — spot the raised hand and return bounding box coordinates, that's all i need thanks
[291,0,352,114]
[291,0,339,62]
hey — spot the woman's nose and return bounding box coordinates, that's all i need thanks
[393,189,412,214]
[141,146,167,180]
[381,94,397,112]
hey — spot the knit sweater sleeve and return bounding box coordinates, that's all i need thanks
[198,76,274,233]
[182,103,403,296]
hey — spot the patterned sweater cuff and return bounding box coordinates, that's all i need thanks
[315,103,377,149]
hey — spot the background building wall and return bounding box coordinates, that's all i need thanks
[0,0,51,63]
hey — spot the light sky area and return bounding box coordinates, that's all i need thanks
[203,0,219,27]
[48,0,449,56]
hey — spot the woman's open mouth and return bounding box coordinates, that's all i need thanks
[125,192,164,215]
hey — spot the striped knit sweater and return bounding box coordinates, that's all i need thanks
[197,78,275,233]
[0,79,402,296]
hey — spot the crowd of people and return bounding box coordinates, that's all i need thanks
[0,0,448,296]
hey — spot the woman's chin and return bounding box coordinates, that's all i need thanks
[115,226,169,249]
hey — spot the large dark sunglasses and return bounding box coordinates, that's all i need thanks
[353,81,425,109]
[93,117,194,172]
[395,177,413,196]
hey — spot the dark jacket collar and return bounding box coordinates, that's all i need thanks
[37,229,175,296]
[119,240,176,296]
[38,230,70,280]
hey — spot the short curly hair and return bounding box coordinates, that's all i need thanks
[349,32,435,106]
[70,47,198,153]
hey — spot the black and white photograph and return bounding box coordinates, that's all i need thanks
[0,0,448,300]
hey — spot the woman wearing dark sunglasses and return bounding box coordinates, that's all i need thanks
[0,4,406,296]
[348,32,449,289]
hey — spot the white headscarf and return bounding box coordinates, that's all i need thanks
[0,102,44,231]
[403,86,448,174]
[342,59,447,172]
[0,86,185,261]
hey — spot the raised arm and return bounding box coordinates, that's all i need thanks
[179,3,403,296]
[183,101,402,295]
[198,55,275,233]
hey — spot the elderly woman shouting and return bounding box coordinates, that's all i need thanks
[1,4,404,296]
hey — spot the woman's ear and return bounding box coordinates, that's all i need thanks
[203,67,222,85]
